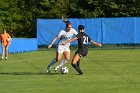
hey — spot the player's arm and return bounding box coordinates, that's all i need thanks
[74,29,78,35]
[90,40,102,47]
[48,35,59,48]
[66,37,78,44]
[8,34,12,42]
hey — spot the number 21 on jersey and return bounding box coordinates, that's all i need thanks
[83,36,88,44]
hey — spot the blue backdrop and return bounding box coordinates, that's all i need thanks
[0,38,38,54]
[37,17,140,45]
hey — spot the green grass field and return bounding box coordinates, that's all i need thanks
[0,49,140,93]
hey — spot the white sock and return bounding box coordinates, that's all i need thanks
[55,59,68,69]
[5,57,8,60]
[47,59,57,69]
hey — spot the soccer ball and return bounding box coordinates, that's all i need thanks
[61,66,69,74]
[7,38,11,42]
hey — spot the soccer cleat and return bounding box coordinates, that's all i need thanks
[54,66,58,72]
[47,70,50,73]
[47,67,51,73]
[77,72,84,75]
[77,71,83,75]
[47,69,50,73]
[5,57,8,60]
[1,57,4,60]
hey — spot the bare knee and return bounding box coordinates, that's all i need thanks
[55,57,61,62]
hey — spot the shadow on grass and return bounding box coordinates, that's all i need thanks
[92,60,139,62]
[0,72,60,75]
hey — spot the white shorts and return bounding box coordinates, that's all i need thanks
[57,45,70,53]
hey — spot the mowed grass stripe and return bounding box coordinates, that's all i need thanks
[0,49,139,93]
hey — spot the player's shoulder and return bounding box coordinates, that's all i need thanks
[76,33,82,37]
[70,28,76,32]
[59,29,66,34]
[71,28,78,34]
[60,29,65,32]
[6,33,10,35]
[71,28,76,30]
[77,32,88,37]
[82,32,89,36]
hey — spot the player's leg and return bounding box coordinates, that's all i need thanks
[5,46,9,60]
[71,54,83,75]
[77,59,80,67]
[47,52,63,73]
[54,50,70,71]
[47,46,64,73]
[1,46,5,60]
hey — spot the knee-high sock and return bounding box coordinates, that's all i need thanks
[47,59,57,69]
[72,63,83,74]
[77,60,80,67]
[55,59,68,69]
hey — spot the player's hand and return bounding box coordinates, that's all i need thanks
[98,44,102,47]
[65,42,69,45]
[48,44,52,48]
[8,42,11,45]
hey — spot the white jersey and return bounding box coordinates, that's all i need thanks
[57,28,78,47]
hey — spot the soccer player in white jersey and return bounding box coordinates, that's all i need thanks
[47,21,78,73]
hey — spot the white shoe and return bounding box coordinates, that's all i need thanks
[54,66,59,72]
[1,57,4,60]
[47,69,50,73]
[47,67,51,73]
[5,57,8,60]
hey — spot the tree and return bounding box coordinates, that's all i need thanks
[0,0,140,37]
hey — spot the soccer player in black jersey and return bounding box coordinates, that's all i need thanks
[66,25,102,75]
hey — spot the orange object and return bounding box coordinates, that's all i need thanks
[0,33,12,46]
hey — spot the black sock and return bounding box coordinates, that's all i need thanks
[77,61,80,67]
[72,63,83,74]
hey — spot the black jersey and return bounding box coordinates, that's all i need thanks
[76,32,91,49]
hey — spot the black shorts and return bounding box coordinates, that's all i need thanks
[75,48,88,57]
